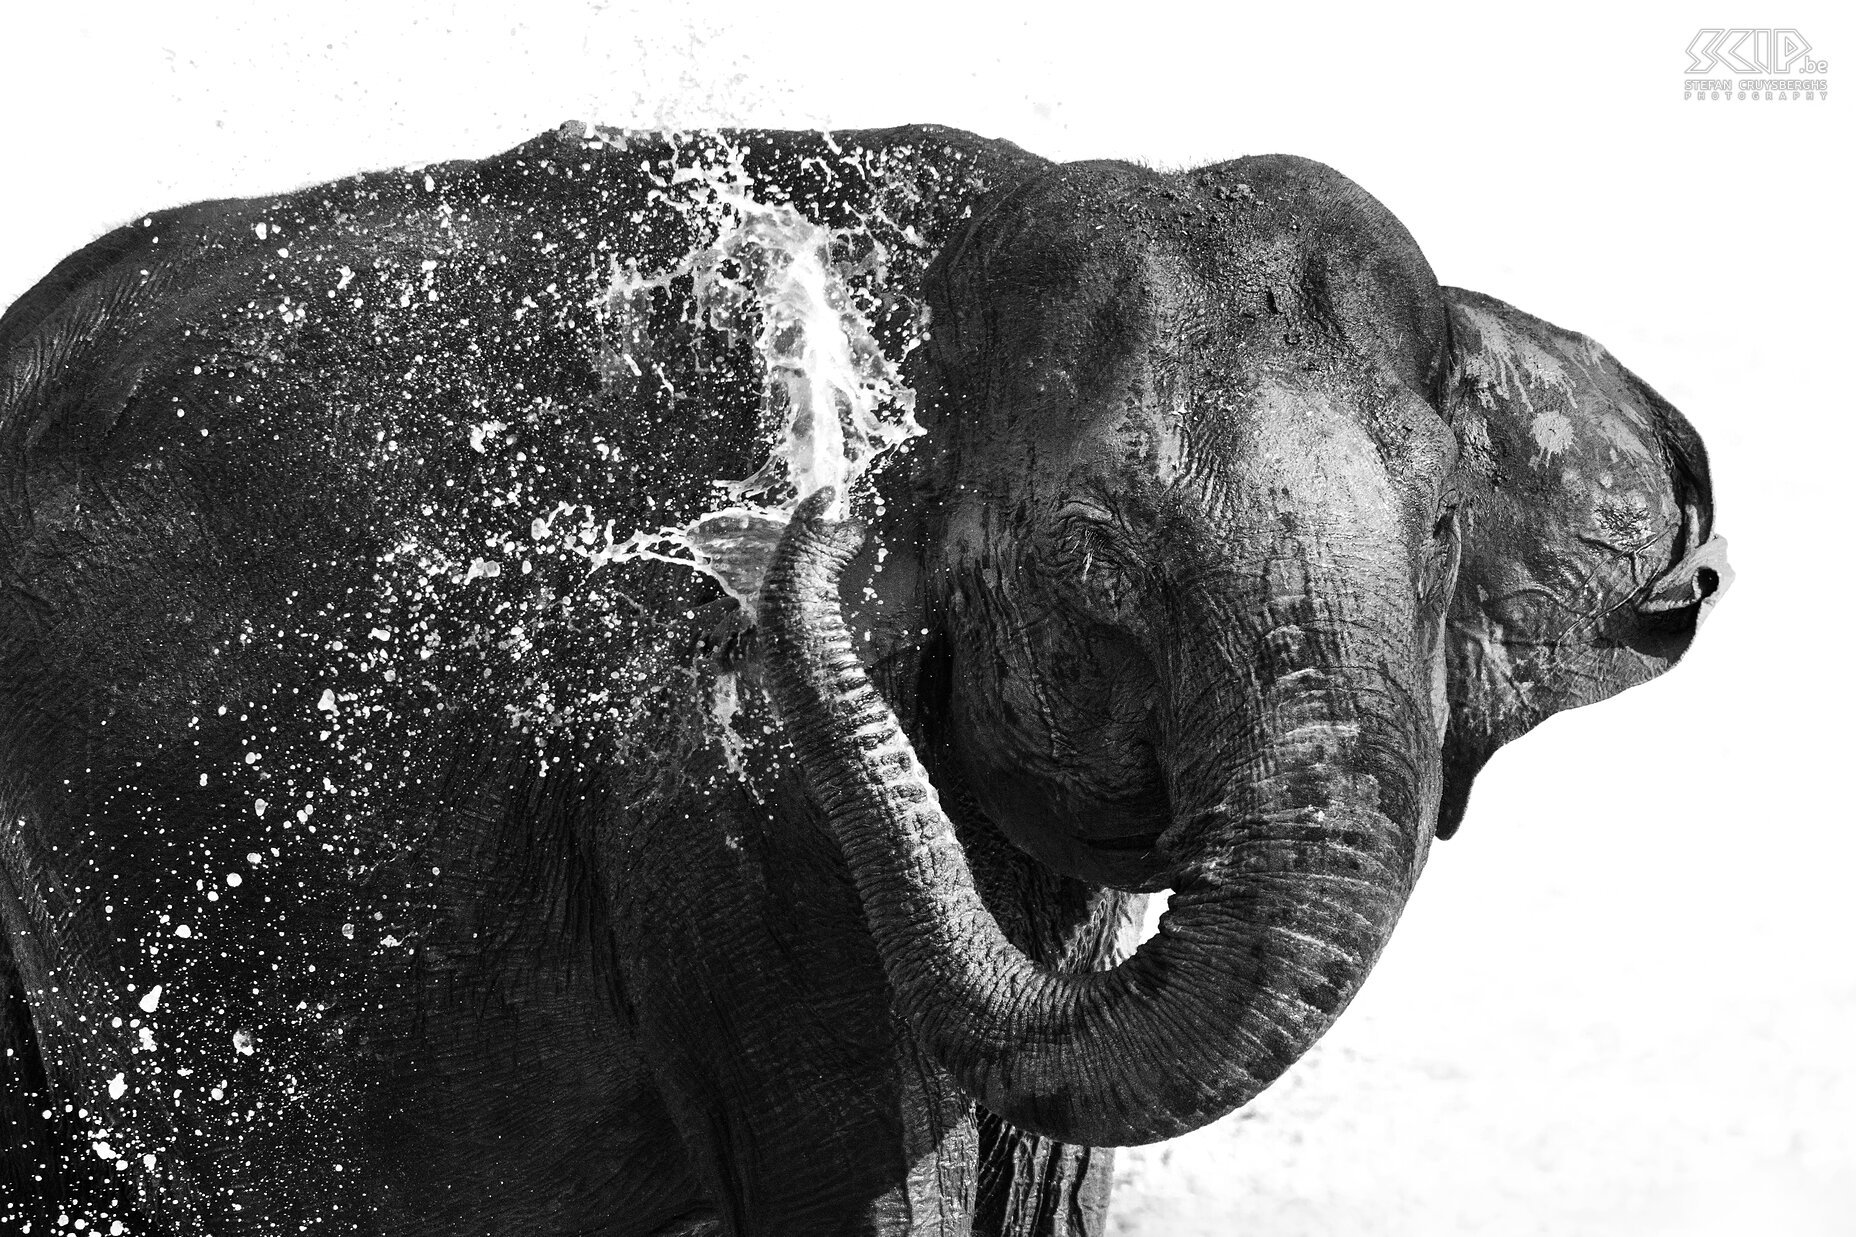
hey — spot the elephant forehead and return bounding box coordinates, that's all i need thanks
[942,186,1447,429]
[1116,381,1410,547]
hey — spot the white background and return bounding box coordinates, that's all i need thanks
[2,2,1850,1233]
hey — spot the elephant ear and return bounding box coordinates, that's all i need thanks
[1436,288,1729,839]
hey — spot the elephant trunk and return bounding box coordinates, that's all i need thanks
[759,491,1431,1146]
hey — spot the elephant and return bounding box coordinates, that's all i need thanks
[0,121,1725,1234]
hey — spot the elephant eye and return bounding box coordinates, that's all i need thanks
[1422,501,1462,599]
[1054,501,1119,550]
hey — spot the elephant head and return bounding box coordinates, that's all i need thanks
[758,155,1722,1146]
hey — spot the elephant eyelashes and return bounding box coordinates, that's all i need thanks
[1053,507,1136,601]
[1071,531,1121,584]
[1057,498,1119,527]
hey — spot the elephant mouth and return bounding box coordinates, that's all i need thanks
[976,793,1174,891]
[1081,829,1164,854]
[1050,812,1174,891]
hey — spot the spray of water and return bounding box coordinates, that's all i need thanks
[595,159,922,609]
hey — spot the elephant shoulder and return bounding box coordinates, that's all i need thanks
[0,207,197,457]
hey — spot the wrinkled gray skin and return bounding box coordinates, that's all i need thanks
[0,125,1722,1235]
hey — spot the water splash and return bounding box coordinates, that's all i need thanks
[595,155,921,608]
